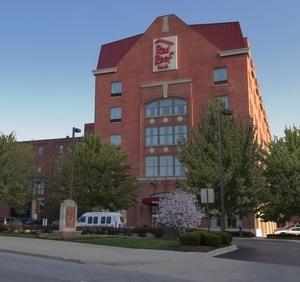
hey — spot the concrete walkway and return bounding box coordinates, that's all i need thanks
[1,236,300,282]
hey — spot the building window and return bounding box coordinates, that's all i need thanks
[145,98,187,118]
[146,101,159,117]
[36,182,44,195]
[215,96,229,110]
[37,146,43,156]
[159,99,173,116]
[159,126,173,145]
[146,127,158,146]
[111,81,122,97]
[145,125,188,146]
[110,107,122,122]
[59,145,64,155]
[159,156,173,176]
[145,156,185,177]
[174,125,187,144]
[214,67,228,85]
[175,158,185,176]
[110,134,121,145]
[145,156,158,177]
[174,99,187,115]
[37,165,42,173]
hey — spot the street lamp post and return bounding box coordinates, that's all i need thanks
[217,109,232,232]
[70,127,81,200]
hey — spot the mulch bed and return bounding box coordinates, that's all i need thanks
[171,245,216,252]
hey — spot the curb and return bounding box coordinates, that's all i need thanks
[205,244,238,257]
[233,237,300,244]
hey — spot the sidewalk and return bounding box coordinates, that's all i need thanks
[1,236,299,282]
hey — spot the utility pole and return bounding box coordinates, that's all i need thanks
[217,109,232,232]
[70,127,81,200]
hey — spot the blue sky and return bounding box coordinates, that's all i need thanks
[0,0,299,140]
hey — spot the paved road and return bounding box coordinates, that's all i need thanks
[1,236,300,282]
[218,238,300,267]
[0,251,188,282]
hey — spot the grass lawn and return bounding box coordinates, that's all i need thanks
[0,232,216,252]
[70,235,180,250]
[0,232,38,239]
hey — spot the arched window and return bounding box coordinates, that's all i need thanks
[145,98,187,118]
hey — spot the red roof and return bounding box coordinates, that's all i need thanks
[97,22,247,69]
[190,22,247,51]
[97,34,142,69]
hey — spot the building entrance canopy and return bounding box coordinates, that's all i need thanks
[141,197,160,206]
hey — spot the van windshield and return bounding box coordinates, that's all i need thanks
[78,216,86,223]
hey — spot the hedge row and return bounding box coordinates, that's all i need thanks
[0,224,22,233]
[78,226,165,238]
[180,231,232,247]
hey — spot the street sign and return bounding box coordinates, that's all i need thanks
[200,188,214,204]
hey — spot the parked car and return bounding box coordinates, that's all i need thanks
[77,212,124,228]
[274,223,300,233]
[20,217,38,226]
[274,227,300,235]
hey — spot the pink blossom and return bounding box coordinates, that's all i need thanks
[157,190,204,235]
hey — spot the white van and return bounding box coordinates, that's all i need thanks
[76,212,124,228]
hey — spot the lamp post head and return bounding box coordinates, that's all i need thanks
[72,127,81,134]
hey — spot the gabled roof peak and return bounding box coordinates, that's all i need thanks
[97,18,247,69]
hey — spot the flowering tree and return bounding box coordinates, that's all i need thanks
[156,190,204,235]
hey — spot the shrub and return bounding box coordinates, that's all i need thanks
[211,231,232,245]
[41,226,55,233]
[180,231,202,246]
[106,227,120,235]
[0,224,9,232]
[120,227,132,236]
[200,231,221,247]
[153,228,165,238]
[229,230,255,237]
[133,227,147,237]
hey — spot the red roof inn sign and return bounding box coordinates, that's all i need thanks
[153,36,177,72]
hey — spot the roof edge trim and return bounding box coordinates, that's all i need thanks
[219,48,249,57]
[93,67,117,75]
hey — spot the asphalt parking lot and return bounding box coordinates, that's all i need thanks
[217,238,300,267]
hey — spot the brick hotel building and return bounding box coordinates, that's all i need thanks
[1,14,275,235]
[92,14,274,235]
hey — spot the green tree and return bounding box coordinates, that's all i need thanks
[0,133,34,212]
[180,100,267,218]
[261,126,300,222]
[49,135,138,213]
